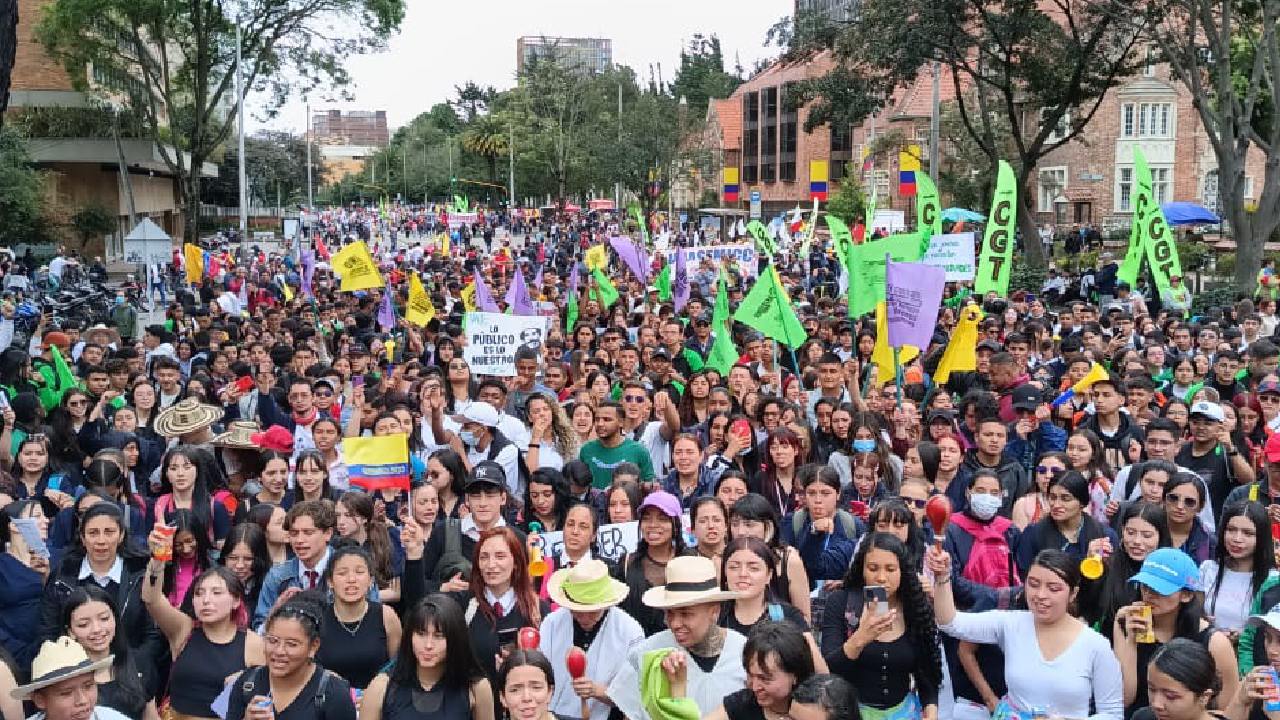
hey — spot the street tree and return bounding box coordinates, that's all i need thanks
[1128,0,1280,287]
[38,0,405,243]
[202,130,326,209]
[0,0,15,124]
[780,1,1144,268]
[670,34,741,119]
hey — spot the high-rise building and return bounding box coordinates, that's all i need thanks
[516,36,613,76]
[796,0,856,22]
[311,110,390,147]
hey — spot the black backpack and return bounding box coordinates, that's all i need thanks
[239,666,334,720]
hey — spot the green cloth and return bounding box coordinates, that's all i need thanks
[732,265,807,349]
[34,346,80,411]
[578,438,655,489]
[681,347,704,373]
[655,265,673,302]
[705,269,738,375]
[975,160,1017,296]
[1238,573,1280,674]
[591,268,620,309]
[640,648,700,720]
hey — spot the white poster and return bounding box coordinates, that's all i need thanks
[446,212,479,229]
[872,209,907,233]
[463,312,549,377]
[529,521,639,563]
[662,243,759,277]
[921,232,977,281]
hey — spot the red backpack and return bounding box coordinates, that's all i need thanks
[949,514,1019,589]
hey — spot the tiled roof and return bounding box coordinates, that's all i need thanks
[708,98,742,151]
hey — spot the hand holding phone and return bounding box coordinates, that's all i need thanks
[864,585,889,615]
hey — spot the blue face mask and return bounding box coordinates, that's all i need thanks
[458,430,477,447]
[115,296,126,305]
[853,439,876,453]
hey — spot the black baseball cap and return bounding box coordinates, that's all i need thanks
[1011,384,1043,412]
[465,461,506,493]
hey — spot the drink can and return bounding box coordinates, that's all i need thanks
[1135,604,1156,644]
[1266,668,1280,713]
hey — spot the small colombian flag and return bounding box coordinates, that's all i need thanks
[723,167,740,203]
[809,160,829,201]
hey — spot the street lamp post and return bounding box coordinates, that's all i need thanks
[235,18,248,257]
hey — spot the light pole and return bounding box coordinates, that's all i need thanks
[235,17,248,256]
[305,102,313,240]
[508,124,515,211]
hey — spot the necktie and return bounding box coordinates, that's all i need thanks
[493,601,504,618]
[305,570,318,589]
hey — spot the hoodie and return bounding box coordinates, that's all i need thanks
[960,450,1031,517]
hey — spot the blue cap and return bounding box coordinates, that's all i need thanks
[1129,548,1201,596]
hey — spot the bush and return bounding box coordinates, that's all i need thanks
[1009,263,1047,297]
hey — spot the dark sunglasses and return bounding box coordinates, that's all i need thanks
[898,497,927,509]
[1036,465,1065,477]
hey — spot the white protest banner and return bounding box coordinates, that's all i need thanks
[921,232,977,281]
[463,312,548,377]
[872,209,907,234]
[446,212,479,229]
[663,243,759,277]
[530,521,640,563]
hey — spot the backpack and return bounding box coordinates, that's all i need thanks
[950,514,1019,589]
[433,519,472,582]
[240,666,334,720]
[486,433,530,506]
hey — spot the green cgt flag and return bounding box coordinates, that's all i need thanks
[733,265,809,349]
[655,264,672,302]
[706,268,739,375]
[848,232,925,318]
[747,220,778,257]
[1119,146,1182,293]
[975,160,1017,296]
[916,172,942,256]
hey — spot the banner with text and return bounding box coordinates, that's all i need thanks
[463,312,549,377]
[921,232,977,281]
[528,521,641,564]
[663,244,759,277]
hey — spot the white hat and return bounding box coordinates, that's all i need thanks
[641,556,742,609]
[1190,401,1224,423]
[452,402,499,428]
[12,637,113,700]
[546,559,630,612]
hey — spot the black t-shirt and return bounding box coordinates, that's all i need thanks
[225,665,357,720]
[722,688,768,720]
[719,602,809,638]
[1175,444,1232,514]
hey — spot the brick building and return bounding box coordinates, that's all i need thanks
[311,110,390,147]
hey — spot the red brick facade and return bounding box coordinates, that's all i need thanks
[12,0,75,92]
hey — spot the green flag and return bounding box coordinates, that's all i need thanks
[848,233,925,318]
[746,220,778,257]
[566,288,579,333]
[733,265,809,348]
[632,207,650,246]
[706,269,739,374]
[824,215,857,270]
[590,268,619,309]
[916,172,942,256]
[36,345,82,411]
[975,160,1017,296]
[1122,146,1183,294]
[655,264,673,302]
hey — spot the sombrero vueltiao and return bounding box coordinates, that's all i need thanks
[211,420,261,449]
[12,636,113,700]
[153,397,223,438]
[546,559,630,612]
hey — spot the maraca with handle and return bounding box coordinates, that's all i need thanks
[517,626,540,651]
[924,495,952,549]
[567,646,589,720]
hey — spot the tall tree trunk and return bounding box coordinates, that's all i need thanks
[182,172,202,244]
[0,0,16,126]
[1015,168,1047,268]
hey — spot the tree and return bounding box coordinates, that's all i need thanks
[460,112,509,186]
[450,82,498,123]
[670,34,741,119]
[0,0,15,125]
[0,127,54,247]
[70,203,117,251]
[825,175,866,226]
[38,0,405,244]
[782,2,1144,268]
[202,130,326,208]
[1133,0,1280,287]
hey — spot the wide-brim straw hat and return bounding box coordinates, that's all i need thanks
[641,556,742,609]
[153,397,223,438]
[83,324,120,347]
[211,420,261,449]
[12,637,113,700]
[546,559,630,612]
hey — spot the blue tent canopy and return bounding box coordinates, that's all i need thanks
[942,207,986,222]
[1161,201,1221,226]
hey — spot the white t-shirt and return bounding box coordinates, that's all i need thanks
[628,420,670,477]
[1200,561,1270,632]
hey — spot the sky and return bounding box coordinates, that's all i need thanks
[252,0,793,134]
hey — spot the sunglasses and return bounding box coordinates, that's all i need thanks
[1036,465,1065,476]
[622,395,647,404]
[898,497,928,509]
[1165,494,1199,508]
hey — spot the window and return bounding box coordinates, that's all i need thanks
[831,126,853,182]
[1117,167,1134,212]
[1121,102,1173,138]
[1151,167,1171,204]
[742,92,759,184]
[1038,167,1067,212]
[761,86,778,183]
[1245,175,1256,199]
[780,83,797,181]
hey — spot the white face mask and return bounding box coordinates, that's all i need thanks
[969,492,1003,521]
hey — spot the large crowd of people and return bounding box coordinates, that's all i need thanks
[0,203,1275,720]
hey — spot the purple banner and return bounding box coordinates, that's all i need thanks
[886,258,945,350]
[609,236,649,284]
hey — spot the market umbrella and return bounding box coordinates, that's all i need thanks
[1160,201,1220,226]
[942,207,986,223]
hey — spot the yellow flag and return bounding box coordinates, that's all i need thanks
[331,240,385,291]
[438,232,451,257]
[585,244,607,271]
[282,282,294,302]
[934,305,985,385]
[870,302,920,387]
[460,282,477,312]
[183,244,203,284]
[405,273,436,327]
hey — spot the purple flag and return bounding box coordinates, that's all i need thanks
[533,266,544,290]
[301,250,315,298]
[673,249,690,313]
[505,267,535,316]
[472,270,500,313]
[609,236,649,284]
[885,257,945,350]
[377,289,396,331]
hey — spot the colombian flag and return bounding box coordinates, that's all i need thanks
[723,167,740,203]
[809,160,829,201]
[345,434,411,491]
[899,147,921,197]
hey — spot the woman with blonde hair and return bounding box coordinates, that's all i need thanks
[524,393,578,472]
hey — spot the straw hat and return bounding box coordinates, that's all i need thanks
[153,397,223,438]
[12,636,113,699]
[83,324,120,347]
[641,556,742,609]
[546,559,630,612]
[212,420,261,449]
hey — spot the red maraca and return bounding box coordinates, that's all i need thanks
[566,647,589,719]
[517,626,540,650]
[924,495,953,549]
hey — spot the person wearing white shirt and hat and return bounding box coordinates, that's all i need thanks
[451,403,522,498]
[606,555,746,720]
[13,636,130,720]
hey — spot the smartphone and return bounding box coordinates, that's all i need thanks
[352,374,365,388]
[496,627,519,654]
[849,500,869,520]
[0,392,10,411]
[864,585,889,615]
[234,376,255,393]
[731,419,751,439]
